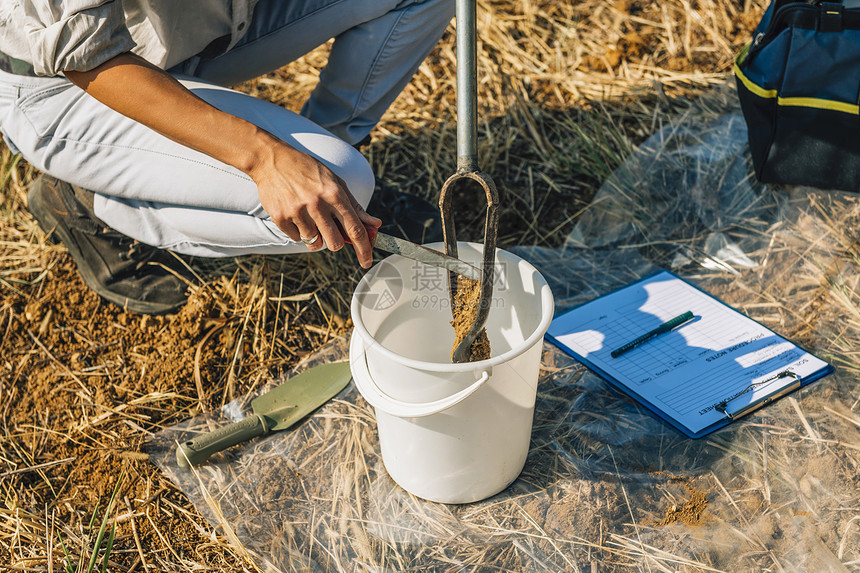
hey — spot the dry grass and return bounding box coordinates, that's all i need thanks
[0,0,778,571]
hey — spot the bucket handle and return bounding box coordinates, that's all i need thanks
[350,334,491,418]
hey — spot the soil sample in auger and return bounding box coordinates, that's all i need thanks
[450,276,491,362]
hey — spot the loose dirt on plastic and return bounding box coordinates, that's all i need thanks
[7,0,817,568]
[450,276,492,362]
[653,485,710,526]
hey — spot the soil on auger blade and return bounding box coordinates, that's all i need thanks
[450,277,491,362]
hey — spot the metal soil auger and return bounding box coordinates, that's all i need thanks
[440,0,500,364]
[348,0,553,505]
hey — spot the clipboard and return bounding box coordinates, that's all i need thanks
[545,271,833,438]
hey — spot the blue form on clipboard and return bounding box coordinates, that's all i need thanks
[545,270,833,438]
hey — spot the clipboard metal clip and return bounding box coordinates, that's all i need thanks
[715,370,801,420]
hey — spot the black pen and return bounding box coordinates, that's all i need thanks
[610,311,695,358]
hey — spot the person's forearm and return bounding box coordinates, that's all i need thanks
[64,53,379,267]
[64,53,275,179]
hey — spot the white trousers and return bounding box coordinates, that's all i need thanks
[0,0,453,257]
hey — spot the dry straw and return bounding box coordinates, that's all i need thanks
[0,0,812,571]
[150,94,860,571]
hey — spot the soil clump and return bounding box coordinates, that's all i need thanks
[653,485,710,526]
[450,276,491,361]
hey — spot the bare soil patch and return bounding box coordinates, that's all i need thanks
[653,485,710,527]
[0,0,770,569]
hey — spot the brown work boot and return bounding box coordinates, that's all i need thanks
[27,175,192,314]
[367,183,443,244]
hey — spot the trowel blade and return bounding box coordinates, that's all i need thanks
[251,362,352,431]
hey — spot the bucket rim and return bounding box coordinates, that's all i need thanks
[350,244,554,373]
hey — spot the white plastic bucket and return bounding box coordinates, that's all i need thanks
[350,242,554,503]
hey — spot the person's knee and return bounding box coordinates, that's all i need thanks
[342,146,375,209]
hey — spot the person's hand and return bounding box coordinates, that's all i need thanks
[65,53,381,267]
[251,142,381,268]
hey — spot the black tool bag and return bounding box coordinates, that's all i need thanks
[735,0,860,192]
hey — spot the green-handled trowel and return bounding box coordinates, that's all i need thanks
[176,362,352,468]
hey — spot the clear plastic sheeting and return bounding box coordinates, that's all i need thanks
[148,96,860,572]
